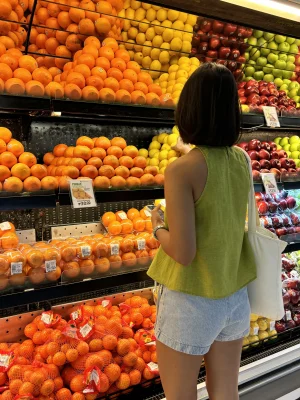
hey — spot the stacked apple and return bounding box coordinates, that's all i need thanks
[191,17,252,80]
[295,52,300,85]
[237,138,297,181]
[274,135,300,168]
[256,190,299,238]
[238,79,299,115]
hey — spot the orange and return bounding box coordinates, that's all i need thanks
[144,165,158,176]
[77,53,95,69]
[123,145,138,158]
[0,1,12,19]
[19,152,37,167]
[95,17,111,35]
[66,34,82,52]
[70,374,85,393]
[23,176,41,192]
[127,61,140,74]
[104,76,119,92]
[85,36,101,49]
[103,154,119,169]
[120,219,133,234]
[104,363,121,383]
[126,176,140,187]
[0,165,10,181]
[19,55,38,73]
[66,71,86,89]
[133,217,146,232]
[133,156,147,169]
[111,59,127,74]
[78,18,95,35]
[41,176,58,190]
[102,211,116,227]
[80,164,98,178]
[91,147,106,159]
[123,68,137,84]
[0,138,6,153]
[6,49,23,60]
[57,11,71,29]
[69,7,85,23]
[138,72,153,86]
[48,67,62,78]
[131,90,146,105]
[95,56,111,71]
[74,63,91,79]
[102,334,118,350]
[93,176,110,189]
[36,33,47,49]
[115,165,130,178]
[87,156,102,169]
[0,151,17,168]
[45,37,59,55]
[119,155,133,168]
[76,136,94,149]
[82,86,99,101]
[0,63,13,81]
[53,143,68,157]
[110,175,126,188]
[96,0,112,14]
[0,36,15,50]
[95,136,111,150]
[69,157,86,170]
[154,173,164,186]
[4,78,26,95]
[74,145,91,160]
[129,167,143,178]
[107,145,122,158]
[82,44,99,59]
[94,257,110,272]
[11,163,30,180]
[99,87,115,102]
[64,83,82,100]
[140,173,155,186]
[119,78,134,93]
[26,80,45,97]
[115,49,130,63]
[13,68,32,84]
[0,43,5,57]
[115,373,130,390]
[99,46,114,61]
[146,92,160,106]
[45,82,64,98]
[107,220,122,235]
[56,388,72,400]
[1,232,19,248]
[91,66,107,80]
[127,208,140,220]
[0,54,18,71]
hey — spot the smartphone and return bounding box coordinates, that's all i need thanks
[146,204,165,221]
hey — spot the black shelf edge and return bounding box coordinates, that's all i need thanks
[241,114,300,130]
[0,94,51,112]
[0,192,56,210]
[284,243,300,253]
[0,269,152,310]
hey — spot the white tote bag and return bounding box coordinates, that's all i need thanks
[240,148,287,321]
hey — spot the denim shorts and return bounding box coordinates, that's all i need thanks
[155,286,250,355]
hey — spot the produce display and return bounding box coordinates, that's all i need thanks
[0,206,158,292]
[0,294,159,399]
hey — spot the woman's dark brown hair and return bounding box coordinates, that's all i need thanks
[175,63,240,147]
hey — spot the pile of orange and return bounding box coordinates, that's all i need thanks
[43,135,164,190]
[0,294,158,399]
[0,126,58,193]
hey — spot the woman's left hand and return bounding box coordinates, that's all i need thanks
[151,205,164,229]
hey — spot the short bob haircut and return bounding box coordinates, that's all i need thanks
[175,63,240,147]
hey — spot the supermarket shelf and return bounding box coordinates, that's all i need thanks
[254,181,300,192]
[0,94,51,112]
[0,191,56,210]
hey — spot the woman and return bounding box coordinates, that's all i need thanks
[147,63,256,400]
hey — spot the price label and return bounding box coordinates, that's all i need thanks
[81,246,91,257]
[117,212,127,220]
[79,323,92,338]
[263,106,280,128]
[70,180,96,209]
[0,222,11,231]
[0,354,10,368]
[45,260,56,272]
[102,300,110,308]
[110,243,119,255]
[11,262,22,275]
[41,313,52,325]
[253,327,259,335]
[285,310,292,321]
[137,238,146,250]
[269,321,275,331]
[261,173,279,196]
[147,362,159,373]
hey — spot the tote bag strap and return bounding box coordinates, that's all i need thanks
[236,147,260,232]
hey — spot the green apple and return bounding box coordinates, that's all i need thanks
[253,30,263,38]
[258,37,268,47]
[250,48,260,60]
[282,70,293,79]
[254,71,264,80]
[289,135,300,144]
[275,59,286,70]
[274,137,282,144]
[279,53,288,61]
[287,151,292,158]
[291,151,300,159]
[278,42,290,52]
[290,44,299,54]
[293,96,300,103]
[267,53,278,64]
[283,144,291,151]
[263,64,274,74]
[255,65,263,71]
[274,78,283,87]
[280,84,288,91]
[248,60,256,66]
[247,37,257,49]
[245,66,255,77]
[295,39,300,46]
[286,37,296,45]
[264,32,275,41]
[275,35,287,43]
[245,52,249,61]
[267,41,278,51]
[286,62,296,71]
[289,88,299,98]
[244,76,253,82]
[287,55,296,63]
[263,74,274,82]
[283,79,291,85]
[280,137,290,146]
[295,159,300,167]
[256,56,267,67]
[273,69,283,78]
[289,82,300,90]
[277,145,282,150]
[261,48,271,57]
[290,144,299,152]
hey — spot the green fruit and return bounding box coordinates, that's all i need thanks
[282,70,293,79]
[267,41,278,51]
[273,69,283,78]
[286,62,296,71]
[258,37,268,47]
[289,88,299,98]
[296,159,300,167]
[279,53,287,61]
[274,137,282,144]
[295,39,300,46]
[286,37,296,45]
[280,137,290,146]
[267,53,278,64]
[253,30,263,38]
[264,32,274,41]
[283,144,291,151]
[245,52,249,61]
[275,35,286,43]
[255,65,263,71]
[244,76,253,82]
[280,84,288,91]
[283,79,292,85]
[249,48,260,60]
[289,82,299,90]
[274,78,283,88]
[263,74,274,82]
[278,42,290,52]
[248,60,256,66]
[248,37,257,47]
[253,71,264,80]
[293,96,300,103]
[289,135,300,144]
[274,59,286,70]
[277,145,282,150]
[287,55,296,63]
[287,151,292,158]
[263,64,274,74]
[256,56,267,67]
[290,44,299,54]
[261,48,271,57]
[245,66,255,77]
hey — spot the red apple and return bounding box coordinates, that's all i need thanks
[224,23,237,36]
[219,47,231,59]
[200,19,212,33]
[252,170,261,181]
[258,149,270,160]
[237,142,248,151]
[247,94,260,105]
[280,158,291,169]
[259,159,271,169]
[278,150,288,158]
[287,197,296,210]
[270,168,281,180]
[248,139,261,151]
[257,200,269,215]
[268,142,277,151]
[247,150,259,160]
[279,199,288,211]
[270,159,281,168]
[251,160,261,170]
[212,20,224,33]
[207,50,218,59]
[198,42,208,53]
[209,37,221,50]
[255,192,265,202]
[230,49,240,59]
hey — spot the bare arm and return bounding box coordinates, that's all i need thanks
[152,159,197,266]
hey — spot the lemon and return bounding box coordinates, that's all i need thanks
[169,72,176,80]
[119,9,126,17]
[186,14,197,25]
[139,19,149,33]
[161,20,172,28]
[163,136,169,144]
[135,32,145,45]
[150,48,160,60]
[190,57,200,67]
[166,86,173,94]
[135,8,146,21]
[170,55,179,65]
[167,133,179,146]
[168,157,178,164]
[142,41,152,56]
[128,27,138,39]
[172,126,179,135]
[159,73,169,82]
[182,32,193,41]
[123,20,131,31]
[119,44,125,50]
[121,31,128,41]
[142,2,151,9]
[159,167,166,175]
[184,23,193,33]
[152,20,164,35]
[168,150,178,159]
[152,35,163,47]
[173,97,179,106]
[123,0,130,9]
[146,158,150,166]
[170,38,182,51]
[150,60,162,71]
[159,50,170,64]
[156,8,167,21]
[145,27,155,41]
[152,5,161,10]
[158,133,168,143]
[149,149,159,157]
[159,150,169,161]
[161,143,171,150]
[167,9,179,21]
[125,39,135,50]
[161,88,167,94]
[150,158,159,167]
[161,42,170,50]
[178,11,188,22]
[134,52,143,64]
[182,41,192,53]
[161,63,170,72]
[172,20,184,30]
[176,70,188,79]
[146,8,156,21]
[176,77,187,85]
[167,79,176,87]
[189,65,198,75]
[173,83,184,92]
[149,138,161,151]
[131,0,141,9]
[133,43,142,52]
[174,33,183,43]
[162,28,174,42]
[172,90,182,98]
[168,64,179,73]
[142,56,151,69]
[152,135,158,142]
[179,63,190,72]
[128,50,134,60]
[139,148,148,158]
[125,7,135,19]
[178,56,190,65]
[159,160,168,168]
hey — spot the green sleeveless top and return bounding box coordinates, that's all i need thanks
[147,146,256,299]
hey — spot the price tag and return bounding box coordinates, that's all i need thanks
[0,222,11,231]
[269,321,275,331]
[117,212,127,220]
[79,323,92,338]
[261,173,279,196]
[147,362,159,373]
[11,262,22,275]
[285,310,292,321]
[45,260,56,272]
[137,238,146,250]
[110,243,119,255]
[263,106,280,128]
[253,327,259,335]
[81,246,91,257]
[41,313,52,325]
[70,179,96,209]
[0,354,10,368]
[102,300,110,308]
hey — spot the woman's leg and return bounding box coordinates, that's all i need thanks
[204,339,243,400]
[156,340,203,400]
